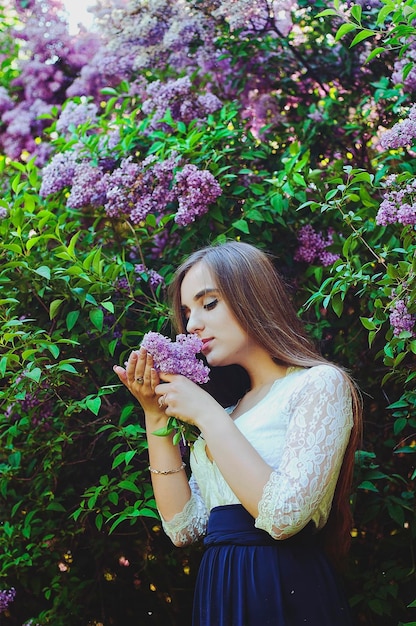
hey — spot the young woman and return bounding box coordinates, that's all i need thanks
[114,241,362,626]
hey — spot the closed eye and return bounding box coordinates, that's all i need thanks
[204,299,218,311]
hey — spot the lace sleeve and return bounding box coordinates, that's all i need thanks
[160,475,208,547]
[255,366,353,539]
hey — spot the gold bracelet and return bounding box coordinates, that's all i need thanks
[148,461,186,475]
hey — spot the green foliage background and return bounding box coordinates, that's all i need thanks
[0,1,415,624]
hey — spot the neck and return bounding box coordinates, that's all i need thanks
[246,363,288,393]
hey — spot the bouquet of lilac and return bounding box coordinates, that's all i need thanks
[140,331,210,445]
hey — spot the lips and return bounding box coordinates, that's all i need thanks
[201,338,213,354]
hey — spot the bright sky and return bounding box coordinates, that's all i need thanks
[62,0,94,34]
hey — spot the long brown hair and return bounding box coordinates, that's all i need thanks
[169,241,362,562]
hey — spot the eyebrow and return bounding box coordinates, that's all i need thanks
[193,288,219,301]
[181,288,219,311]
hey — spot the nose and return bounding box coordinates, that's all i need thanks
[186,309,204,334]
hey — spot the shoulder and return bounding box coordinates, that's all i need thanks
[301,363,345,380]
[294,364,351,395]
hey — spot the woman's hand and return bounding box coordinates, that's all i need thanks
[113,348,166,424]
[155,373,219,429]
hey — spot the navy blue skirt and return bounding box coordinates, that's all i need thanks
[192,504,354,626]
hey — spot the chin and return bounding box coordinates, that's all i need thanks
[205,353,222,367]
[206,354,233,369]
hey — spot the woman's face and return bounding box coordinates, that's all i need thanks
[180,262,255,368]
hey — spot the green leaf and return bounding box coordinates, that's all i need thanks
[8,451,21,468]
[49,299,64,320]
[393,418,407,435]
[349,29,375,47]
[86,396,101,415]
[350,4,362,23]
[89,308,104,331]
[315,9,338,17]
[108,339,118,357]
[34,266,51,280]
[26,367,42,383]
[152,425,171,437]
[67,231,82,257]
[95,513,104,531]
[376,4,395,25]
[232,219,250,234]
[111,450,136,469]
[46,502,66,512]
[335,22,358,41]
[358,480,379,492]
[118,480,141,494]
[57,363,79,374]
[125,450,136,465]
[66,310,80,331]
[108,492,119,505]
[365,47,385,63]
[0,356,8,377]
[360,317,377,330]
[120,404,134,426]
[101,87,119,96]
[331,293,344,318]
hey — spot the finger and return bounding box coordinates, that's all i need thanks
[150,367,160,390]
[155,382,170,396]
[158,372,176,383]
[113,365,127,383]
[132,348,147,384]
[141,352,153,385]
[125,351,139,383]
[158,393,168,409]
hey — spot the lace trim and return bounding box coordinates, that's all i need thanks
[160,489,208,546]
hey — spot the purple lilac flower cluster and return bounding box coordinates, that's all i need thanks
[376,175,416,226]
[379,105,416,150]
[212,0,294,37]
[0,587,16,614]
[41,152,221,228]
[150,230,180,260]
[134,264,164,289]
[141,332,210,385]
[347,0,381,7]
[392,42,416,93]
[39,152,78,197]
[102,155,177,223]
[56,101,99,134]
[0,2,102,164]
[142,76,222,130]
[67,163,107,209]
[294,224,340,266]
[95,0,217,76]
[20,391,53,429]
[174,164,222,226]
[389,298,415,337]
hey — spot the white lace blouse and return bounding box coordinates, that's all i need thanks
[161,364,353,546]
